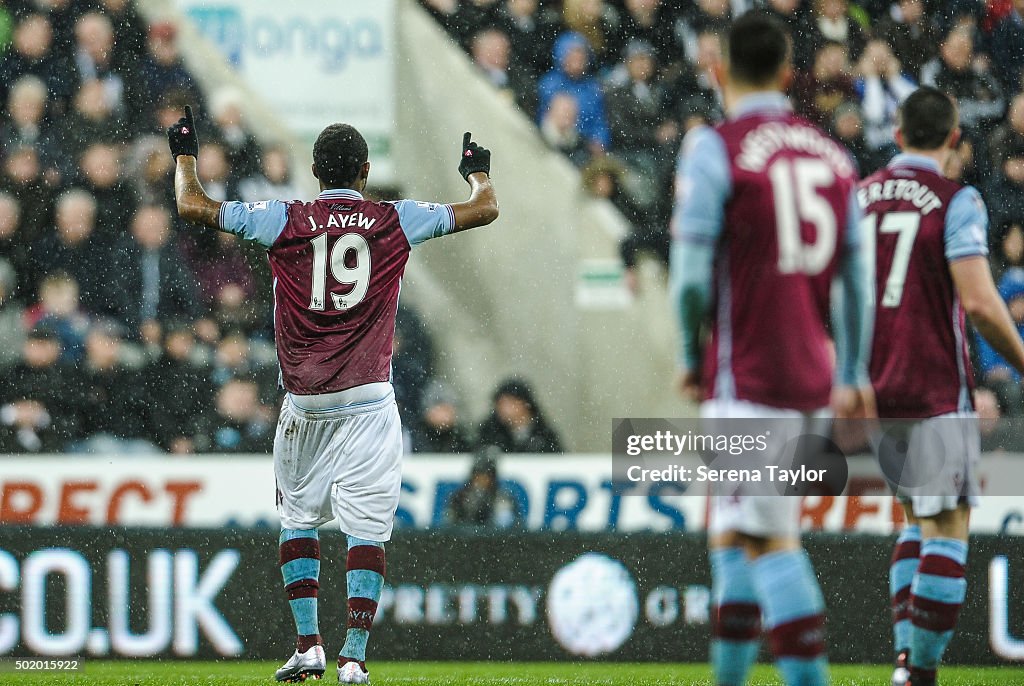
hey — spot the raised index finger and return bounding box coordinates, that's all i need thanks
[463,132,472,150]
[184,105,195,127]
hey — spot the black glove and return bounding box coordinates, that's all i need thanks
[167,105,199,159]
[458,131,491,181]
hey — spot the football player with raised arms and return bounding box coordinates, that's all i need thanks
[167,107,498,684]
[862,87,1024,686]
[671,12,873,686]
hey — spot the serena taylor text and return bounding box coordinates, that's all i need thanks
[626,464,827,484]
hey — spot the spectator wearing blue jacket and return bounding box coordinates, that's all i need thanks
[537,31,611,152]
[977,267,1024,414]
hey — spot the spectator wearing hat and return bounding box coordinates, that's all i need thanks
[604,40,668,167]
[0,324,78,452]
[976,269,1024,415]
[446,448,523,528]
[476,378,563,453]
[537,31,611,153]
[412,380,473,453]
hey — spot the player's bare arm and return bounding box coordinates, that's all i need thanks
[451,172,498,231]
[167,105,223,230]
[449,132,499,231]
[951,256,1024,374]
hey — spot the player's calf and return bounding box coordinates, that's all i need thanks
[339,536,385,676]
[709,547,761,686]
[280,529,323,652]
[890,523,921,686]
[751,549,828,686]
[908,538,968,684]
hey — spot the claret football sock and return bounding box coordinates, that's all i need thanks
[279,528,322,651]
[709,547,761,686]
[909,538,968,675]
[751,549,828,686]
[340,536,386,664]
[890,524,922,655]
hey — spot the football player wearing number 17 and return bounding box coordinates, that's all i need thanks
[671,12,874,686]
[862,88,1024,686]
[167,107,499,684]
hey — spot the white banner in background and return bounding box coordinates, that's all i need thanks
[2,455,1024,534]
[178,0,396,182]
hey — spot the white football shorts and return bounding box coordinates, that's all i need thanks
[274,384,403,541]
[701,398,831,539]
[872,410,980,518]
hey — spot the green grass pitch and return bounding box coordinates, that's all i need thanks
[5,661,1022,685]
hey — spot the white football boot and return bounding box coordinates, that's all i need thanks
[891,649,910,686]
[274,644,326,682]
[338,660,370,684]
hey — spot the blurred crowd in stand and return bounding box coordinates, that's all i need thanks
[424,0,1024,421]
[0,0,563,455]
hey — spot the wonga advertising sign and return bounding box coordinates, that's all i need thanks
[178,0,397,182]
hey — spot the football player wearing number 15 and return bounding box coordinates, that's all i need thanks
[671,12,873,686]
[167,107,498,684]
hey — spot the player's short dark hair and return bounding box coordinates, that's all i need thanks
[898,87,958,150]
[727,11,791,86]
[312,123,368,188]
